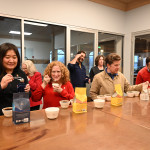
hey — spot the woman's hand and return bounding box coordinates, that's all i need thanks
[53,85,63,93]
[42,75,51,89]
[1,74,14,89]
[24,84,30,93]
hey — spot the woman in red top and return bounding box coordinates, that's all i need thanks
[22,60,42,111]
[32,61,75,109]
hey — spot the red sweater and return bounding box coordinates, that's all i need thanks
[32,81,74,109]
[136,67,150,85]
[29,72,42,107]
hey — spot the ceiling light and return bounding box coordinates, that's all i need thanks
[24,21,48,27]
[9,31,32,35]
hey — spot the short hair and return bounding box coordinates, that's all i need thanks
[44,61,70,84]
[105,53,121,65]
[95,55,105,66]
[146,57,150,66]
[77,50,86,56]
[0,43,20,77]
[22,60,37,76]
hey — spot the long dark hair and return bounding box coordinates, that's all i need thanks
[0,43,20,77]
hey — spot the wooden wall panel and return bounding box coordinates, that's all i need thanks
[89,0,150,11]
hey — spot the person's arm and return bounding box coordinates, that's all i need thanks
[90,76,100,100]
[135,72,143,84]
[31,85,44,102]
[59,82,75,100]
[41,75,51,89]
[32,75,51,102]
[69,54,81,64]
[124,76,142,93]
[29,72,42,91]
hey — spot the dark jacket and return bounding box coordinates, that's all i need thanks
[68,62,87,89]
[0,68,29,115]
[89,66,104,82]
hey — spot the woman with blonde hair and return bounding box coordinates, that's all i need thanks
[32,61,74,108]
[22,60,42,111]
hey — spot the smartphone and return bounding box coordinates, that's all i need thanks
[17,83,26,92]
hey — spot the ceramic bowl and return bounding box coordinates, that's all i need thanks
[59,100,70,108]
[97,95,105,100]
[93,99,105,108]
[132,91,140,97]
[45,107,59,119]
[52,83,59,88]
[127,91,134,97]
[2,107,12,117]
[104,94,111,101]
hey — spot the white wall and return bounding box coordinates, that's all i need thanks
[124,4,150,82]
[1,0,150,82]
[0,0,125,33]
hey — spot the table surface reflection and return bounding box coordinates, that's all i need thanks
[1,97,150,150]
[88,96,150,129]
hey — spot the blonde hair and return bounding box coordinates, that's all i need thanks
[22,60,37,76]
[44,61,70,84]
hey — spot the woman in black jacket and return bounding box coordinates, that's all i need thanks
[89,55,105,82]
[0,43,30,115]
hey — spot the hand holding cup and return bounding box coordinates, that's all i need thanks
[52,83,62,93]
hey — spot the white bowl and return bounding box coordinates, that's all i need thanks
[104,94,111,101]
[45,107,59,119]
[59,100,70,108]
[97,95,105,100]
[132,91,140,97]
[93,99,105,108]
[127,91,134,97]
[2,107,12,117]
[52,83,59,88]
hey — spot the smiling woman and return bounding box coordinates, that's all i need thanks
[0,43,30,115]
[32,61,75,109]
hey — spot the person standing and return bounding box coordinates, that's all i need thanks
[68,51,89,89]
[22,60,42,111]
[89,55,105,82]
[0,43,30,115]
[136,56,150,85]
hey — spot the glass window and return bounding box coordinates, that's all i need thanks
[24,21,66,74]
[0,16,21,57]
[98,32,123,71]
[70,30,94,75]
[57,49,65,63]
[133,35,150,84]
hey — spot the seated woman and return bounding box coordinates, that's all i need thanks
[0,43,30,115]
[22,60,42,111]
[32,61,74,109]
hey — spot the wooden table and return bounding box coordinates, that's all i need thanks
[0,97,150,150]
[88,96,150,129]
